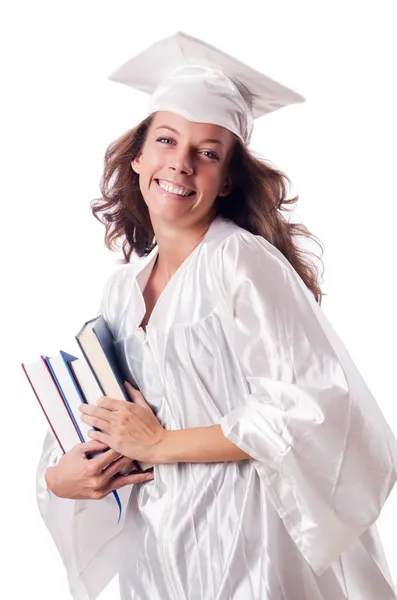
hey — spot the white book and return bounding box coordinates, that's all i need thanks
[22,357,81,453]
[68,356,104,406]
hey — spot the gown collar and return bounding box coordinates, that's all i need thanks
[132,215,228,333]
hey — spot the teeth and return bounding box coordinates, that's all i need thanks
[158,180,193,196]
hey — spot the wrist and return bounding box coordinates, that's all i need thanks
[150,429,176,464]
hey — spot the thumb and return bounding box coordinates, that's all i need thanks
[124,381,150,409]
[79,439,109,455]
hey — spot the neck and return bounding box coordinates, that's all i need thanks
[150,213,216,282]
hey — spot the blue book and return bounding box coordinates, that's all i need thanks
[75,315,131,401]
[44,351,91,443]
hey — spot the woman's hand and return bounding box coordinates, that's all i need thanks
[79,381,167,463]
[45,439,154,500]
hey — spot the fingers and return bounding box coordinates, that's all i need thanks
[80,439,110,453]
[96,396,124,410]
[80,404,114,425]
[104,470,154,495]
[124,381,149,409]
[99,456,136,483]
[124,381,137,398]
[93,447,123,470]
[87,429,108,445]
[79,440,122,468]
[82,414,111,431]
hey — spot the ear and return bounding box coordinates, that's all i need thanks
[217,174,234,197]
[131,153,142,175]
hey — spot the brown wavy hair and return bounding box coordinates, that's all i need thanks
[91,115,325,304]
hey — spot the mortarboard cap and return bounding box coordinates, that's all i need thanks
[108,32,305,145]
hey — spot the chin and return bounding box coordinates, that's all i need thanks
[148,203,190,225]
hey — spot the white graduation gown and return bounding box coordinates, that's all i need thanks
[36,215,397,599]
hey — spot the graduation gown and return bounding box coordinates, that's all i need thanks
[36,215,397,599]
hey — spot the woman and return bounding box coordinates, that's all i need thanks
[37,32,397,599]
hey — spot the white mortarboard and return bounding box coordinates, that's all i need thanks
[108,32,305,145]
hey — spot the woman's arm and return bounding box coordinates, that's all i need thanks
[155,425,252,464]
[81,385,252,464]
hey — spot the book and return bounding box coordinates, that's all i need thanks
[76,316,152,473]
[22,357,82,453]
[22,354,128,522]
[68,356,104,405]
[66,353,138,476]
[75,316,134,401]
[23,315,152,476]
[44,351,93,442]
[23,349,137,473]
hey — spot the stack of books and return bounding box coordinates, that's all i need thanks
[22,315,152,474]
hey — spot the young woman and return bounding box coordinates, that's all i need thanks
[37,33,397,600]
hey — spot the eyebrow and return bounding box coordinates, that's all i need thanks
[155,125,224,146]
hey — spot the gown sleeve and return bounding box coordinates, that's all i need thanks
[35,270,132,600]
[217,231,397,576]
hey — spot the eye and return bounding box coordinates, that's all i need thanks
[156,136,174,145]
[200,150,220,161]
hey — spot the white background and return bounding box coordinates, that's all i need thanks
[1,1,396,598]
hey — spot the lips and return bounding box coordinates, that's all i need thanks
[155,179,195,196]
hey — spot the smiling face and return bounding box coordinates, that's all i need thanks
[131,111,236,230]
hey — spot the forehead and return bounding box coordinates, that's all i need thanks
[151,111,235,145]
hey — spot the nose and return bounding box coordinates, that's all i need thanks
[168,147,194,175]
